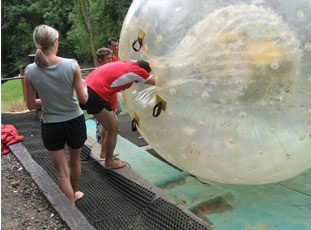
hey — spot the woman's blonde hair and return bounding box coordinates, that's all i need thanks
[33,25,59,68]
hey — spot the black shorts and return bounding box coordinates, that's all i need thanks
[41,114,87,151]
[80,86,112,114]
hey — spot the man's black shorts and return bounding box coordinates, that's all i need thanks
[41,114,87,151]
[80,86,112,114]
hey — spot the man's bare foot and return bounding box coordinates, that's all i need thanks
[100,152,120,159]
[104,159,127,169]
[74,191,84,202]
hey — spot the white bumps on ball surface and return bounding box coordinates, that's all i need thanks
[119,0,311,184]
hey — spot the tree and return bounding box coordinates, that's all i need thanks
[1,0,76,77]
[2,0,36,77]
[67,0,132,66]
[79,0,97,65]
[1,0,133,77]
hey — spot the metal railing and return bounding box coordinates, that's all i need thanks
[1,75,24,82]
[1,67,96,83]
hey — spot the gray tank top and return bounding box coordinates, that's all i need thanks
[25,59,83,123]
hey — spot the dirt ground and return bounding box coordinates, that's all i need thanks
[1,152,68,230]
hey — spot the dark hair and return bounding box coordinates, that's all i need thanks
[137,60,151,73]
[108,37,118,45]
[96,47,113,60]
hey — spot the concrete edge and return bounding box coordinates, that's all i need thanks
[85,137,213,229]
[9,142,96,230]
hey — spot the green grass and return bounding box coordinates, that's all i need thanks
[1,79,27,111]
[82,111,92,120]
[120,102,128,115]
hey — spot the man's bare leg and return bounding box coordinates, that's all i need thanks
[94,109,126,169]
[99,125,107,158]
[99,125,119,159]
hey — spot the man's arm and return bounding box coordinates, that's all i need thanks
[144,76,155,85]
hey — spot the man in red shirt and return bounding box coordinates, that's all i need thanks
[81,60,155,169]
[107,37,119,62]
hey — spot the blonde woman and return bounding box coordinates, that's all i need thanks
[24,25,88,205]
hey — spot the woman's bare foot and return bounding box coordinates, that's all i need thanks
[100,152,120,159]
[104,159,127,169]
[74,191,84,202]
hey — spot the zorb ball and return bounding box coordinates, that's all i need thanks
[119,0,311,184]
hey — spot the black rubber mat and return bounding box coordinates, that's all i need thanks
[2,112,212,230]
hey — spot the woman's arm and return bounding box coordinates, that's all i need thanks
[24,75,42,110]
[73,64,88,104]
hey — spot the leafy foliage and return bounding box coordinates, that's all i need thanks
[2,0,35,77]
[1,0,132,77]
[68,0,132,65]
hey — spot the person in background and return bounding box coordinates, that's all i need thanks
[94,47,122,158]
[24,24,88,205]
[107,37,123,116]
[80,60,155,169]
[107,37,119,62]
[96,47,113,65]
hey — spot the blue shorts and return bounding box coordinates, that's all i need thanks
[41,114,87,151]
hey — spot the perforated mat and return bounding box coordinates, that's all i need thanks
[2,112,212,230]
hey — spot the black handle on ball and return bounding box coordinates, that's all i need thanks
[152,102,162,117]
[132,37,142,52]
[131,118,138,131]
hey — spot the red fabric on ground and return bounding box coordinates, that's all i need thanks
[1,124,24,155]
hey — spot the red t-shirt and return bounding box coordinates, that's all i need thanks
[112,53,118,62]
[86,61,151,110]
